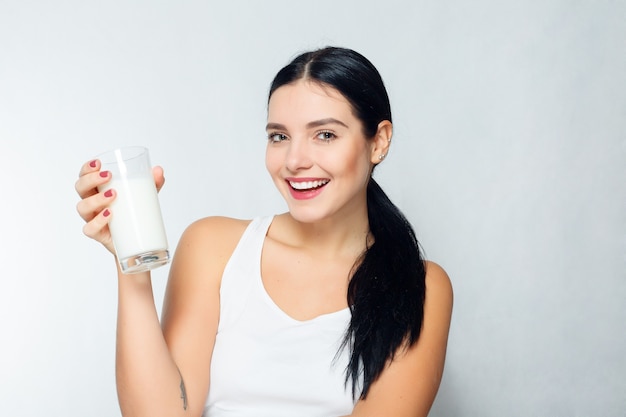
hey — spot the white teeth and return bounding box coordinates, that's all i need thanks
[289,179,329,190]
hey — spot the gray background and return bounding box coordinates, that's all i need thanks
[1,1,624,416]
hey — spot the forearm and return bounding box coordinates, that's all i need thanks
[115,270,189,416]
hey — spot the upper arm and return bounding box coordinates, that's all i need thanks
[349,261,453,417]
[160,216,248,415]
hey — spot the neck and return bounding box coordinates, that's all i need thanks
[273,209,371,261]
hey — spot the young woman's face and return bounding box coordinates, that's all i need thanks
[265,80,378,223]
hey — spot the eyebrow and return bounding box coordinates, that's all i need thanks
[265,118,349,131]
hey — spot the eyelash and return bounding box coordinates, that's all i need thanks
[266,130,337,143]
[315,130,336,142]
[267,132,288,143]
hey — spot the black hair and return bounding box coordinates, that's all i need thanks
[269,46,426,399]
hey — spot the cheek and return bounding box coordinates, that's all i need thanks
[265,147,280,173]
[331,146,372,178]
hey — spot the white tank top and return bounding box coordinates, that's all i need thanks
[203,216,358,417]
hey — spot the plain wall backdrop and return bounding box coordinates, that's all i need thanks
[1,1,624,416]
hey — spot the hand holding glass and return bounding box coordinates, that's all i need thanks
[97,146,169,274]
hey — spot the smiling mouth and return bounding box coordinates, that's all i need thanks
[288,179,330,191]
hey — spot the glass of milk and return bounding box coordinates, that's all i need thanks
[96,146,169,274]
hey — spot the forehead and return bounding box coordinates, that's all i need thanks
[268,80,356,124]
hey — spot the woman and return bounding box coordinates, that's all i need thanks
[75,46,453,417]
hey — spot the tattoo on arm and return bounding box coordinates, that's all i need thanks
[177,368,188,411]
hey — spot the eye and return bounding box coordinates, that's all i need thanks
[315,131,336,142]
[267,132,288,143]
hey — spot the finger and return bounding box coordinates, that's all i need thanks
[82,207,115,253]
[78,159,100,177]
[152,165,165,192]
[76,187,116,222]
[75,169,112,199]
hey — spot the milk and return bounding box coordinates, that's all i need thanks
[99,175,168,261]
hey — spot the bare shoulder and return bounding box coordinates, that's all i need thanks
[422,260,453,331]
[162,216,251,329]
[165,216,251,295]
[424,260,453,304]
[182,216,250,249]
[175,216,249,262]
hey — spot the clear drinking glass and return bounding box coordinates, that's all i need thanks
[96,146,169,274]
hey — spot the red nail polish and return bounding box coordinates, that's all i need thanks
[99,171,109,178]
[103,209,111,217]
[104,189,113,198]
[89,160,97,168]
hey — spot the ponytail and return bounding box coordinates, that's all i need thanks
[342,178,426,399]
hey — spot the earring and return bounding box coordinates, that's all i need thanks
[378,154,386,161]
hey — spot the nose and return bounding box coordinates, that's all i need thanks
[285,137,313,172]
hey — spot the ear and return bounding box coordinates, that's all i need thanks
[370,120,393,164]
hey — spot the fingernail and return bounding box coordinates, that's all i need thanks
[99,171,109,178]
[103,209,111,217]
[89,160,97,168]
[104,189,113,198]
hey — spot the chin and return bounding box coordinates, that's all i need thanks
[286,205,329,224]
